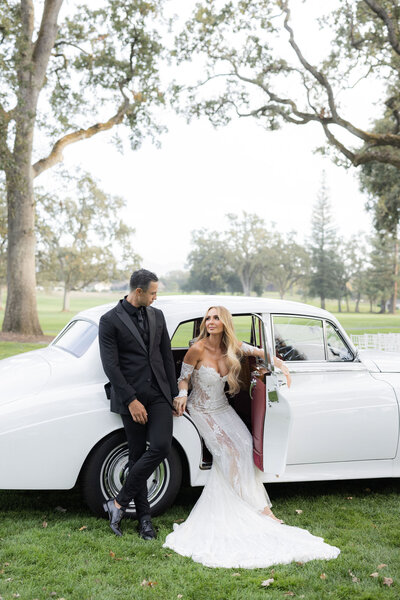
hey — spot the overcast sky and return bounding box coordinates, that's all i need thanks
[38,0,377,276]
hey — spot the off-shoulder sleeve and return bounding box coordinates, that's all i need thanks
[177,361,195,383]
[241,342,257,355]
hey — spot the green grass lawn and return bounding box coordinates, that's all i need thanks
[0,480,399,600]
[1,293,400,598]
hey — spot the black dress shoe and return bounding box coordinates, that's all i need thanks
[103,499,125,537]
[138,516,156,540]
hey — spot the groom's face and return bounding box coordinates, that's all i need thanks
[138,281,158,307]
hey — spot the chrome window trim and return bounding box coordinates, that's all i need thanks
[269,313,358,367]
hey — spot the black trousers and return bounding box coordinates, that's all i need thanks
[116,392,173,518]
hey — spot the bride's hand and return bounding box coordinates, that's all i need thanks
[173,396,187,417]
[273,357,291,388]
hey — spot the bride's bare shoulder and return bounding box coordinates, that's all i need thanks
[184,340,204,364]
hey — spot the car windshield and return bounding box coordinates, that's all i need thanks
[52,319,98,357]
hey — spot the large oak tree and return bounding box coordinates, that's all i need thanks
[176,0,400,169]
[0,0,165,333]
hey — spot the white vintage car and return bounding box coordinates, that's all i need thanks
[1,295,399,517]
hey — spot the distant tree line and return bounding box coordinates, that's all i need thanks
[0,171,141,312]
[162,172,399,314]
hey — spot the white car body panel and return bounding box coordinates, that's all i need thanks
[1,294,400,492]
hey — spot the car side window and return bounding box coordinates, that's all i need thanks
[52,319,98,357]
[325,321,354,361]
[273,315,325,361]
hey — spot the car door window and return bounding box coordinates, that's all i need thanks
[273,315,325,361]
[325,321,354,361]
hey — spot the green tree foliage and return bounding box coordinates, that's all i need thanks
[175,0,400,170]
[267,231,310,299]
[0,0,165,333]
[185,228,241,293]
[367,232,396,313]
[359,150,400,312]
[308,177,344,309]
[36,173,140,311]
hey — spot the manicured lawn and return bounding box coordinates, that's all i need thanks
[0,480,399,600]
[1,294,400,598]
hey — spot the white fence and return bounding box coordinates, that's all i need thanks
[350,333,400,352]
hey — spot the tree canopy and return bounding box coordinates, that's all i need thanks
[175,0,400,170]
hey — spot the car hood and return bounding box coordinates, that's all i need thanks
[358,350,400,373]
[0,349,51,404]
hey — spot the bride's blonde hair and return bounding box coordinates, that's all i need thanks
[197,306,243,395]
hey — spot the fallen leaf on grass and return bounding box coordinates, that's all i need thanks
[346,497,353,500]
[4,563,10,567]
[5,578,13,582]
[383,577,393,587]
[12,594,20,598]
[42,521,48,528]
[141,580,158,587]
[50,593,57,597]
[109,551,115,558]
[284,592,295,596]
[79,526,87,531]
[177,595,183,599]
[231,573,240,577]
[378,564,388,569]
[261,578,274,587]
[370,573,379,578]
[296,562,304,566]
[174,519,184,523]
[348,570,360,583]
[55,506,67,513]
[320,573,327,580]
[295,509,303,514]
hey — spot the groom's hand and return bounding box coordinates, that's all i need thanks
[128,398,148,424]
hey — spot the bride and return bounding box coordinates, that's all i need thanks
[163,306,340,568]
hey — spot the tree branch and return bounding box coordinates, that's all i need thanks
[32,0,64,90]
[32,100,131,178]
[363,0,400,56]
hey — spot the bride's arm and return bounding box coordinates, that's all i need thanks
[173,344,201,417]
[240,342,291,388]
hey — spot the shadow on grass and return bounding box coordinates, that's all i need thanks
[0,477,398,518]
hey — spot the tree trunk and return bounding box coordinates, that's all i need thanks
[320,296,325,309]
[345,293,350,312]
[62,285,70,312]
[337,297,342,312]
[2,0,63,334]
[379,298,386,313]
[369,298,373,313]
[3,99,43,333]
[355,293,360,313]
[392,235,399,314]
[0,283,3,310]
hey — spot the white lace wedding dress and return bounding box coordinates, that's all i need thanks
[163,352,340,568]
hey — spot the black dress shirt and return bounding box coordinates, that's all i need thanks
[122,297,150,349]
[121,297,161,394]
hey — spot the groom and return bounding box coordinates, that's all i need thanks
[98,268,178,539]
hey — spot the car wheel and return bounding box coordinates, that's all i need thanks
[81,430,182,518]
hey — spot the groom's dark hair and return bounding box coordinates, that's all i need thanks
[130,268,158,292]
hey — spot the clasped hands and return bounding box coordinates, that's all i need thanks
[173,395,186,417]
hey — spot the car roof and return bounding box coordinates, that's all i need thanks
[73,295,332,327]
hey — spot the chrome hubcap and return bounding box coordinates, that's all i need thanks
[100,442,171,510]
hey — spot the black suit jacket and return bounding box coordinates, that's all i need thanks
[98,300,178,415]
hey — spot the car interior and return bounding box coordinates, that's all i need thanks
[171,314,267,469]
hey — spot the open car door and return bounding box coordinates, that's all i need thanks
[250,314,292,476]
